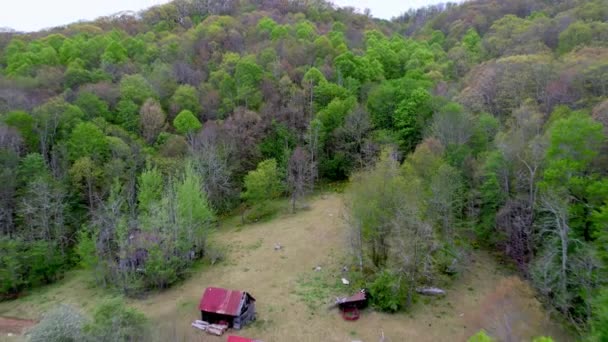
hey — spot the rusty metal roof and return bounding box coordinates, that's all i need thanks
[199,287,249,316]
[337,290,367,304]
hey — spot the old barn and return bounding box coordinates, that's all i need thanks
[198,287,256,329]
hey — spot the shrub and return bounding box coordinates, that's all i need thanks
[84,298,148,341]
[367,270,406,312]
[28,305,87,342]
[467,330,494,342]
[243,202,281,223]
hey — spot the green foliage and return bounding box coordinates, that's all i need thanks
[75,230,97,270]
[259,121,296,169]
[0,238,66,299]
[75,92,111,121]
[170,84,201,115]
[235,56,264,109]
[316,96,356,136]
[175,163,214,251]
[394,88,432,151]
[558,21,593,54]
[120,74,157,104]
[0,1,606,335]
[2,110,38,151]
[85,298,148,341]
[115,99,139,131]
[590,288,608,341]
[173,109,202,135]
[29,305,88,342]
[532,337,554,342]
[467,330,494,342]
[68,122,109,161]
[242,159,283,205]
[368,270,406,312]
[257,17,278,36]
[101,40,128,65]
[137,167,163,214]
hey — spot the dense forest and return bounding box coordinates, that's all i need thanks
[0,0,607,339]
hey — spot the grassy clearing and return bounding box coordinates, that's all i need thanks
[0,194,572,342]
[294,268,343,312]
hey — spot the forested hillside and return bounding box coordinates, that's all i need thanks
[0,0,607,339]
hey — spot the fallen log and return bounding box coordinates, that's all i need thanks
[192,323,208,331]
[207,325,227,336]
[416,287,446,296]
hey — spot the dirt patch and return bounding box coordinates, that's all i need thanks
[0,317,36,334]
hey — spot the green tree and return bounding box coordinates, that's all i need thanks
[175,163,214,253]
[115,99,139,132]
[242,159,283,205]
[68,122,109,162]
[173,109,202,135]
[590,288,608,341]
[120,74,157,104]
[259,121,296,170]
[101,40,128,65]
[316,97,357,136]
[235,56,264,109]
[558,21,593,54]
[2,111,38,151]
[137,168,163,214]
[170,84,201,115]
[74,92,111,121]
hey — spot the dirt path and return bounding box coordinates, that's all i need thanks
[0,194,571,341]
[0,317,36,335]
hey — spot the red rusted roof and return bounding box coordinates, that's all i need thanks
[343,290,366,303]
[227,336,260,342]
[199,287,244,316]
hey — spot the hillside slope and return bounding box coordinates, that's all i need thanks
[0,194,570,341]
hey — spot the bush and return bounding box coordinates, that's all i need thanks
[467,330,494,342]
[367,270,406,312]
[590,288,608,341]
[243,202,281,223]
[28,305,87,342]
[84,298,148,341]
[0,238,66,299]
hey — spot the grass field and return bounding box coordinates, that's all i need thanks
[0,194,572,342]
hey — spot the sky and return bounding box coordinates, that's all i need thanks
[0,0,448,32]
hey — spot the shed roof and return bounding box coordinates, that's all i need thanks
[199,287,252,316]
[343,290,366,303]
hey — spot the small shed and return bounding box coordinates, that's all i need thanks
[199,287,256,329]
[336,289,368,310]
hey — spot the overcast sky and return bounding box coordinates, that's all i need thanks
[0,0,448,32]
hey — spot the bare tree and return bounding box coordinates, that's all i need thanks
[535,190,575,314]
[191,125,236,212]
[305,120,322,190]
[336,106,373,169]
[428,163,463,244]
[0,124,23,154]
[392,199,435,307]
[18,178,67,250]
[287,147,314,213]
[431,108,475,147]
[497,199,534,272]
[139,99,166,144]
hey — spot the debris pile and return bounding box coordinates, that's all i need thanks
[191,320,228,336]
